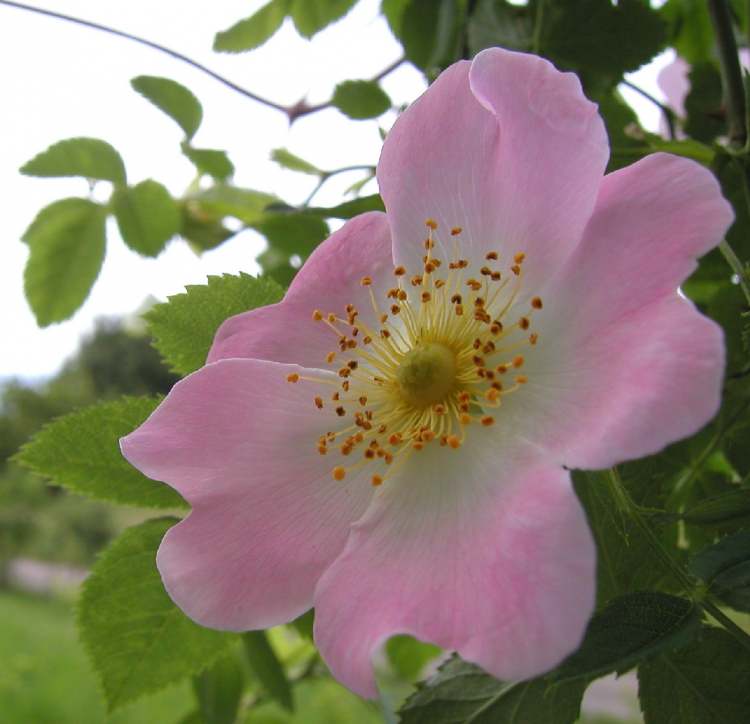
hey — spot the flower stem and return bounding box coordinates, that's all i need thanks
[606,468,750,654]
[708,0,748,147]
[620,79,676,141]
[719,238,750,305]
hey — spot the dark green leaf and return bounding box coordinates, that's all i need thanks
[271,148,322,175]
[213,0,290,52]
[468,0,532,55]
[15,396,186,508]
[573,469,674,605]
[21,137,126,185]
[187,185,278,224]
[691,530,750,612]
[399,656,585,724]
[682,489,750,527]
[290,0,356,38]
[386,635,441,682]
[306,193,385,218]
[332,80,391,119]
[290,609,315,639]
[22,198,107,326]
[193,653,245,724]
[660,0,714,65]
[543,0,666,79]
[243,631,293,711]
[145,273,284,375]
[684,63,725,143]
[638,627,750,723]
[78,518,234,710]
[113,179,181,257]
[382,0,408,37]
[400,0,462,72]
[131,75,203,139]
[182,145,235,181]
[257,247,297,287]
[555,592,700,683]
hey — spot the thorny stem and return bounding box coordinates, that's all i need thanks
[607,469,750,654]
[708,0,748,147]
[0,0,404,123]
[303,164,376,206]
[621,79,677,141]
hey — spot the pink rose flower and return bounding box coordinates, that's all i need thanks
[121,48,732,698]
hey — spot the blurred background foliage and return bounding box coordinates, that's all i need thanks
[4,0,750,722]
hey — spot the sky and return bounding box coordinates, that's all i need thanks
[1,0,669,380]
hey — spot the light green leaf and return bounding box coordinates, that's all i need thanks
[21,137,126,185]
[145,272,284,375]
[555,592,701,683]
[254,213,328,257]
[22,198,107,326]
[193,653,245,724]
[468,0,532,55]
[182,145,235,181]
[78,518,235,710]
[638,627,750,723]
[290,0,356,38]
[15,396,186,509]
[187,185,278,224]
[113,179,181,257]
[131,75,203,139]
[332,80,391,119]
[306,194,385,218]
[180,206,235,252]
[690,530,750,612]
[243,631,294,711]
[381,0,409,38]
[214,0,290,52]
[399,656,586,724]
[271,147,322,175]
[386,635,441,682]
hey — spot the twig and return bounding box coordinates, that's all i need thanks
[708,0,748,147]
[621,79,677,141]
[0,0,405,124]
[303,164,375,206]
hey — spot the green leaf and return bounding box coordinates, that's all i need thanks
[213,0,290,52]
[254,213,328,257]
[399,656,586,724]
[684,62,725,143]
[131,75,203,139]
[682,489,750,527]
[386,635,441,682]
[690,530,750,612]
[573,469,674,605]
[243,631,294,711]
[271,148,322,175]
[22,198,107,326]
[468,0,532,55]
[332,80,391,119]
[660,0,714,65]
[400,0,462,72]
[182,145,235,181]
[187,185,278,224]
[290,0,356,38]
[554,592,701,683]
[113,179,181,257]
[638,627,750,723]
[78,518,234,710]
[145,272,284,376]
[306,193,385,218]
[180,207,234,252]
[15,396,186,509]
[21,137,126,185]
[382,0,408,37]
[193,653,245,724]
[290,609,315,639]
[543,0,666,79]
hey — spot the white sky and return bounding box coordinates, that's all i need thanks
[0,0,669,379]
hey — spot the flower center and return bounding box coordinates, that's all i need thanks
[287,220,543,488]
[396,343,457,408]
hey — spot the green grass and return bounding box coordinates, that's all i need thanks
[0,589,193,724]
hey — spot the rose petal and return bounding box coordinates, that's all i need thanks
[121,358,373,629]
[208,211,392,368]
[378,47,608,285]
[313,442,595,698]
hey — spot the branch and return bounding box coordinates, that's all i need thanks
[708,0,747,147]
[0,1,405,124]
[621,79,677,141]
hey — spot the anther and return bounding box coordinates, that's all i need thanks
[394,266,406,276]
[333,467,346,481]
[531,296,543,309]
[312,309,323,321]
[514,252,526,264]
[511,264,521,276]
[425,218,438,230]
[451,293,462,304]
[326,351,336,363]
[421,291,432,303]
[286,373,300,383]
[335,406,346,416]
[529,333,539,345]
[481,416,495,426]
[360,276,372,286]
[513,356,525,368]
[314,396,324,409]
[451,226,462,236]
[372,475,383,487]
[519,317,530,330]
[447,435,461,449]
[485,251,498,260]
[516,375,528,384]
